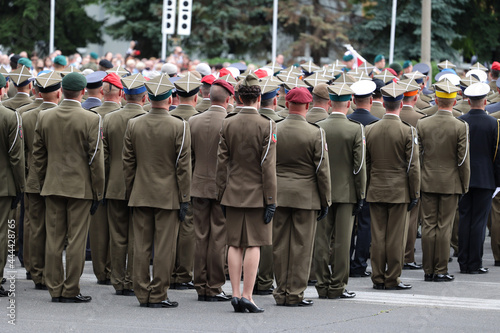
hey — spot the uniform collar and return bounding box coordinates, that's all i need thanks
[328,112,347,119]
[207,105,227,113]
[287,113,307,121]
[239,106,259,114]
[149,107,170,115]
[383,113,400,119]
[62,99,82,106]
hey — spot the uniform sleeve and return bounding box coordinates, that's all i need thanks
[406,126,421,200]
[365,127,372,188]
[122,121,136,200]
[88,114,105,201]
[8,111,25,193]
[353,124,367,200]
[261,120,277,205]
[315,127,331,207]
[175,120,192,203]
[32,112,47,191]
[215,121,229,201]
[21,113,29,178]
[102,115,111,189]
[458,121,471,193]
[492,120,500,188]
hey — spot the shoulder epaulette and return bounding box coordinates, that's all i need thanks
[225,112,238,119]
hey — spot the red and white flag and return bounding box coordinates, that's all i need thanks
[344,44,366,69]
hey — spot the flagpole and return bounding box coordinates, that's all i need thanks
[161,0,167,60]
[272,0,278,61]
[389,0,397,64]
[49,0,55,54]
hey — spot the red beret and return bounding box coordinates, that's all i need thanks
[492,61,500,71]
[285,87,313,104]
[254,69,268,79]
[201,74,216,85]
[102,73,123,89]
[212,79,234,96]
[219,68,232,78]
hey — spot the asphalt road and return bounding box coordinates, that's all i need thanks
[2,236,499,332]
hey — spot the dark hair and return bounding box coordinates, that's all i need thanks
[403,95,415,103]
[436,97,454,108]
[384,100,401,111]
[491,69,500,80]
[62,89,81,100]
[238,85,261,105]
[261,97,274,107]
[125,91,146,102]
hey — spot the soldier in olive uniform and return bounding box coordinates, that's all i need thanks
[33,72,105,303]
[0,73,25,297]
[314,84,365,299]
[370,79,386,119]
[306,83,330,123]
[103,73,146,296]
[273,87,331,307]
[366,82,420,290]
[3,66,33,111]
[196,75,214,112]
[123,75,191,308]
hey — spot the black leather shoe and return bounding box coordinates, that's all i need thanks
[449,257,453,262]
[468,267,489,274]
[172,281,195,290]
[307,280,317,286]
[231,297,244,312]
[433,274,454,282]
[453,251,458,258]
[35,283,48,290]
[1,278,6,284]
[253,287,274,295]
[97,279,111,285]
[139,303,148,307]
[350,271,371,278]
[373,283,385,290]
[60,294,92,303]
[386,282,412,290]
[206,292,232,302]
[403,262,422,270]
[240,297,264,312]
[26,272,32,280]
[116,289,135,296]
[298,299,314,306]
[197,295,206,301]
[51,297,60,302]
[148,299,178,308]
[0,286,8,297]
[424,274,434,282]
[495,261,500,267]
[339,290,356,299]
[416,230,421,238]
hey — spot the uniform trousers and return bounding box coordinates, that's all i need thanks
[22,195,30,274]
[314,203,354,298]
[107,199,134,291]
[370,203,409,288]
[45,196,91,298]
[421,193,458,275]
[404,201,420,263]
[490,195,500,262]
[171,203,194,284]
[0,197,13,278]
[26,192,46,285]
[133,207,179,304]
[272,207,316,305]
[458,188,494,272]
[350,200,371,274]
[256,245,274,291]
[451,207,460,255]
[193,198,226,297]
[89,203,110,281]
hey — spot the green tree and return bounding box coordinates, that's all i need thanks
[452,0,500,63]
[349,0,465,63]
[0,0,103,56]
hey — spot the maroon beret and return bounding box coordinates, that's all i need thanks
[212,79,234,95]
[285,87,313,104]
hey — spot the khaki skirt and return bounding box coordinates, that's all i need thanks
[226,207,271,247]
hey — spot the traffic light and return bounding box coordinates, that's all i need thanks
[177,0,192,36]
[163,0,176,35]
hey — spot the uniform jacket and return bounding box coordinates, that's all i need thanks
[32,99,104,200]
[416,93,431,110]
[400,105,425,127]
[365,114,420,203]
[423,103,462,117]
[347,108,379,126]
[454,99,471,115]
[170,104,199,121]
[189,105,227,199]
[306,107,328,123]
[259,107,283,122]
[318,113,366,203]
[123,108,191,209]
[103,102,145,200]
[216,107,277,208]
[92,101,121,116]
[22,102,58,193]
[370,101,386,119]
[486,102,500,114]
[195,98,211,113]
[276,114,331,209]
[3,92,33,111]
[18,98,43,115]
[417,110,470,194]
[82,97,103,110]
[459,109,500,190]
[0,106,24,196]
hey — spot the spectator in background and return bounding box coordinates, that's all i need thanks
[20,51,28,58]
[104,52,113,61]
[126,58,137,74]
[43,57,53,71]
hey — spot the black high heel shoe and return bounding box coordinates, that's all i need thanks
[231,297,245,312]
[240,297,264,313]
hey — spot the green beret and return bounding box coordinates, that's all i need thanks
[18,57,32,68]
[374,54,385,63]
[403,60,412,69]
[90,52,98,60]
[62,72,87,91]
[343,54,354,62]
[389,62,403,73]
[54,55,67,66]
[0,73,6,89]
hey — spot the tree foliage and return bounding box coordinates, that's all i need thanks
[0,0,103,56]
[349,0,466,62]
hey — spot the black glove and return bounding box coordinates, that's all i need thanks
[11,192,23,210]
[179,202,189,222]
[407,198,419,212]
[317,206,328,221]
[352,200,363,216]
[264,204,276,224]
[90,200,101,215]
[220,204,226,218]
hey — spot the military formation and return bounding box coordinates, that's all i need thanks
[1,51,500,314]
